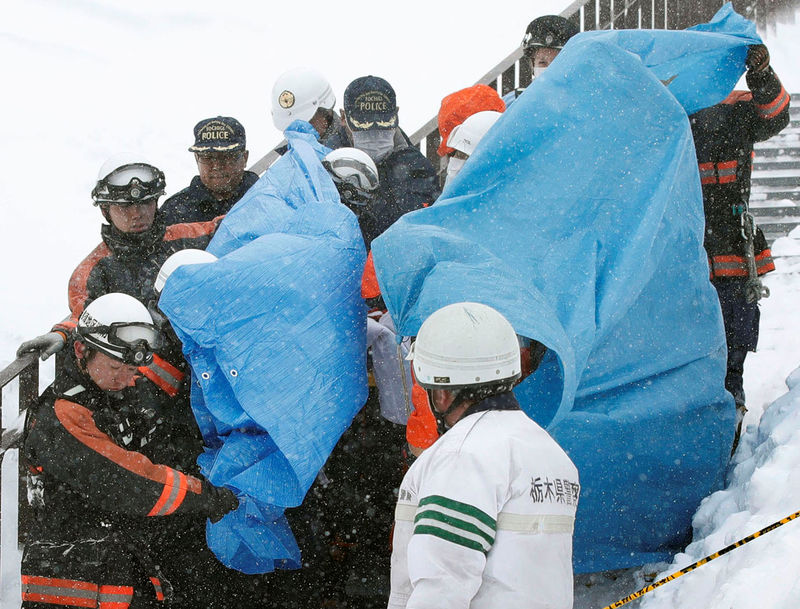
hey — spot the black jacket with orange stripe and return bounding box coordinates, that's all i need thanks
[53,212,219,338]
[50,211,220,398]
[23,353,221,534]
[688,67,789,279]
[21,352,226,605]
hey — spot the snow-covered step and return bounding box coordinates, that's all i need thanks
[753,160,800,171]
[751,189,800,202]
[753,146,800,158]
[750,174,800,188]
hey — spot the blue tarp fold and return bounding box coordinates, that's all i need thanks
[160,122,368,573]
[372,4,756,572]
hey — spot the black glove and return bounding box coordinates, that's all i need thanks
[204,482,239,523]
[16,332,66,360]
[746,44,770,73]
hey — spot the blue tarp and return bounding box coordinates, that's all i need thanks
[159,122,368,573]
[372,4,758,572]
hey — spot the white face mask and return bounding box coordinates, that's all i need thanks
[533,66,548,79]
[444,156,466,187]
[352,129,396,163]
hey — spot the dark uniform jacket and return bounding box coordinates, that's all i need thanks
[21,353,219,608]
[689,67,789,279]
[52,212,219,397]
[159,171,258,225]
[358,143,440,249]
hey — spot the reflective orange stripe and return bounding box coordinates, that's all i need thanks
[698,160,738,184]
[756,250,776,274]
[22,575,98,607]
[98,584,133,609]
[150,577,165,602]
[147,468,191,516]
[164,471,189,515]
[138,355,184,397]
[756,85,790,119]
[709,250,775,278]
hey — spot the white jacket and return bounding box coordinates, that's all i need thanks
[388,399,579,609]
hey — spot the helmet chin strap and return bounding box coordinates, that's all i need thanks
[427,388,473,436]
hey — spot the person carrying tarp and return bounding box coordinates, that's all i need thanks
[21,293,238,609]
[689,43,789,444]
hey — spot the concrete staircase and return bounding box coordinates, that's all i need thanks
[750,93,800,246]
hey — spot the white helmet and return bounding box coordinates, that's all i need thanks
[446,111,502,157]
[76,293,161,365]
[154,249,218,294]
[409,302,521,390]
[322,147,380,208]
[92,153,166,206]
[271,67,336,132]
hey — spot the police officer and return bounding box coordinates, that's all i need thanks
[341,75,440,249]
[160,116,259,225]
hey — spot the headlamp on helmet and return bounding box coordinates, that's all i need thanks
[77,322,161,366]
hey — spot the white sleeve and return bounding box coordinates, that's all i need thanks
[405,448,504,609]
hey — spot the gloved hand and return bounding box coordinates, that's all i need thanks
[204,482,239,523]
[746,44,770,73]
[16,332,66,360]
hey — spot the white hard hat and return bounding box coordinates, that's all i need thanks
[409,302,521,389]
[271,67,336,132]
[76,293,161,365]
[154,249,218,294]
[446,111,502,157]
[92,153,166,206]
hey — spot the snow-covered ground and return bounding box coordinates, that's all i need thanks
[3,2,800,609]
[573,233,800,609]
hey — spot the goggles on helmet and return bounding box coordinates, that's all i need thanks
[76,322,162,366]
[92,163,166,206]
[322,158,378,208]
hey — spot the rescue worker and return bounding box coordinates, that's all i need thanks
[436,85,505,184]
[17,154,220,394]
[21,293,238,609]
[342,75,440,249]
[323,146,381,246]
[388,302,579,609]
[689,43,789,443]
[442,110,503,186]
[505,15,579,105]
[160,116,259,225]
[271,67,349,149]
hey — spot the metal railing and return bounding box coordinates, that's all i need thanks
[0,353,39,608]
[241,0,800,171]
